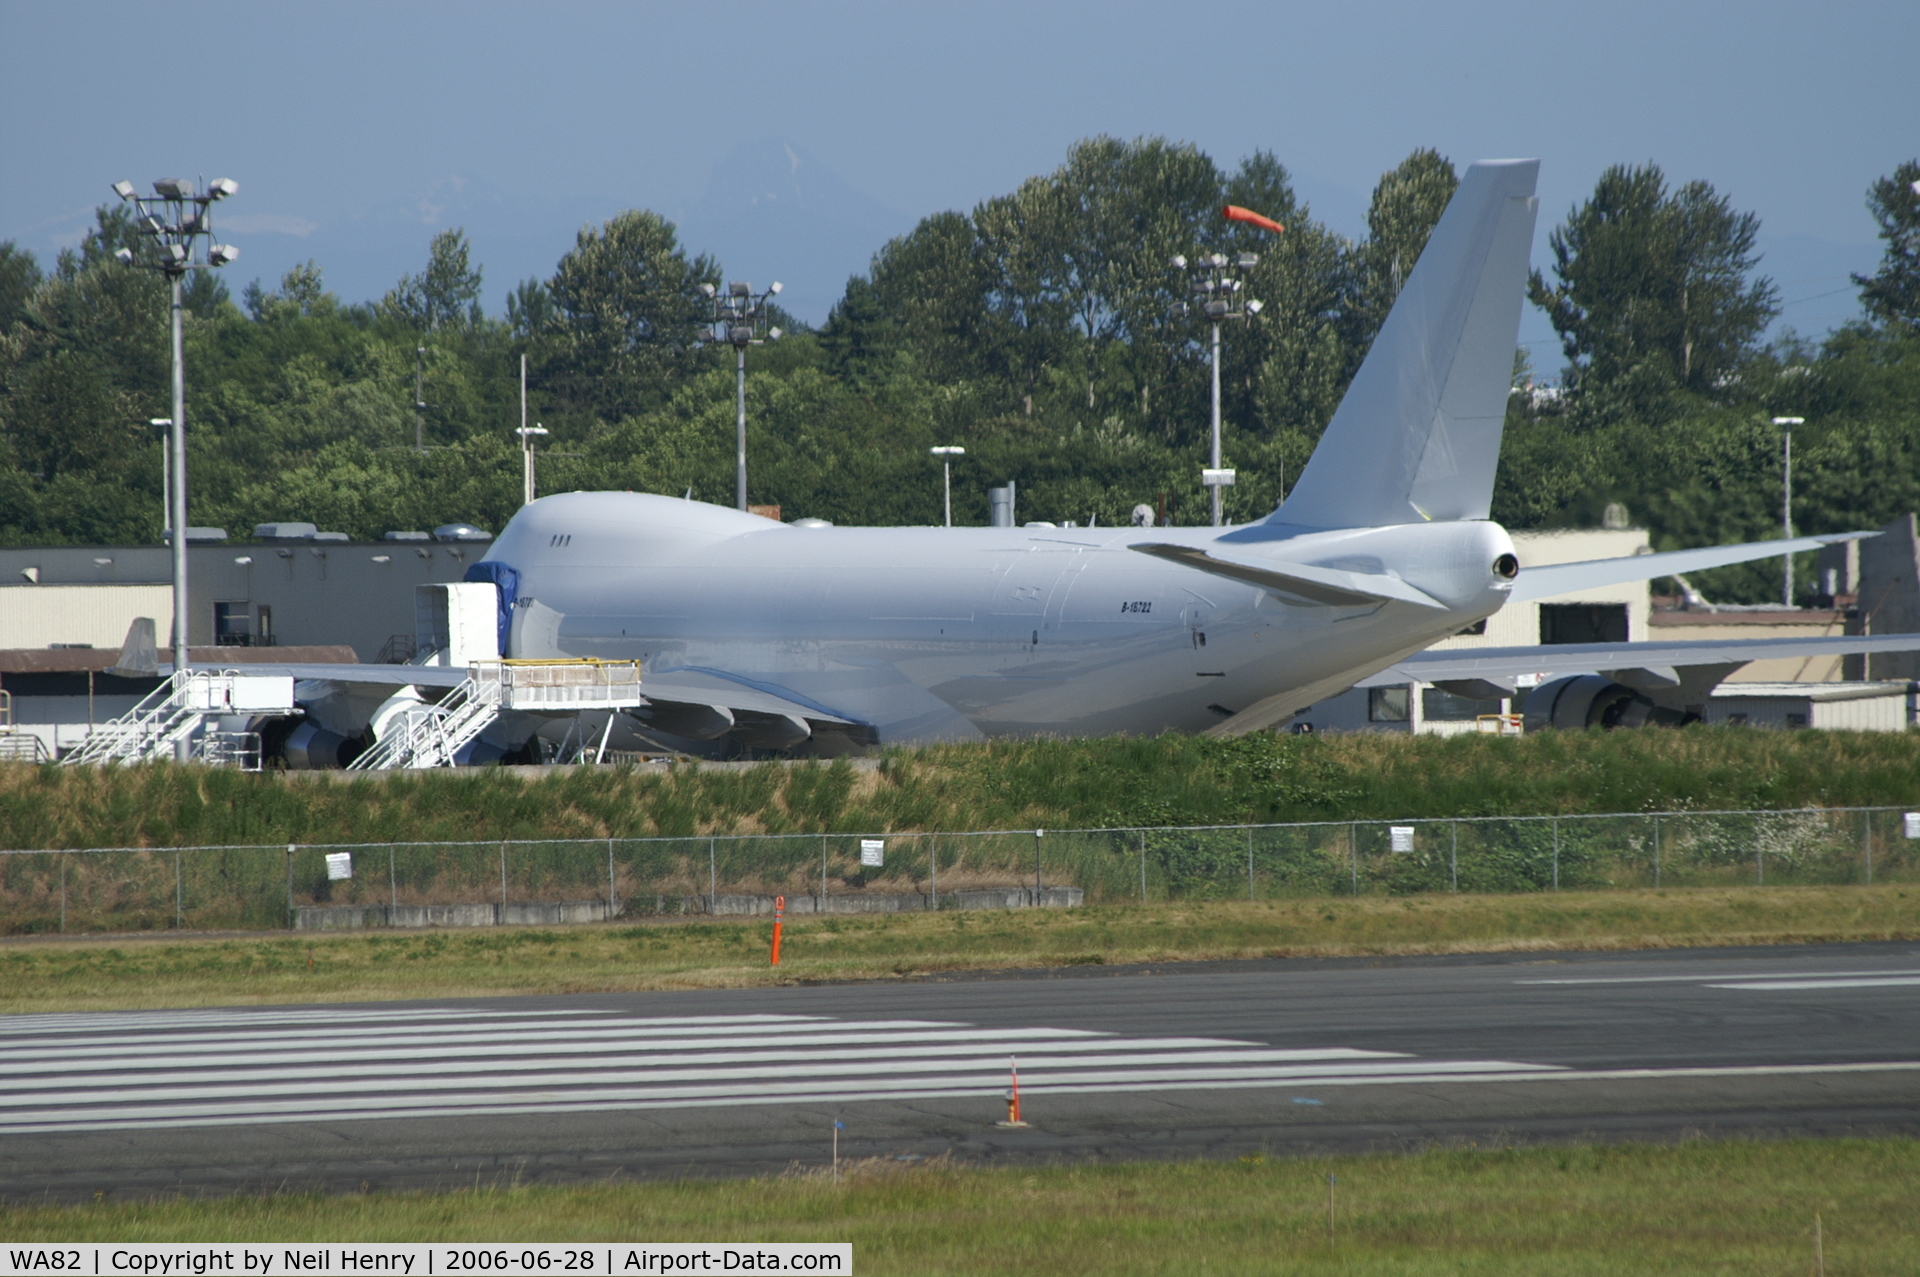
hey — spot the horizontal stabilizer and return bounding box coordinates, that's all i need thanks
[1130,543,1447,609]
[1509,532,1879,602]
[1357,632,1920,686]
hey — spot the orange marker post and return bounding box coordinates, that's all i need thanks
[770,895,784,966]
[999,1054,1029,1127]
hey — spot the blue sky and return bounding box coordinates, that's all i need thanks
[4,0,1914,368]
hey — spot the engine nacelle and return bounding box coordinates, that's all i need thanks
[1522,674,1691,731]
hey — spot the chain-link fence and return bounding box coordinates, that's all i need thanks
[1,806,1916,935]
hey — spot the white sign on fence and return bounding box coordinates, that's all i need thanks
[1389,826,1416,853]
[860,838,885,867]
[325,852,353,880]
[1905,812,1920,840]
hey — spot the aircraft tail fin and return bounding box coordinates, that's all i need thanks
[1272,159,1539,529]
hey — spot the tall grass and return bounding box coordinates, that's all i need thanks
[3,728,1918,851]
[1,1140,1913,1275]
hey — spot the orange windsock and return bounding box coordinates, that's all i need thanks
[1223,205,1285,234]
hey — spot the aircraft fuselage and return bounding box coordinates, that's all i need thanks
[487,491,1518,742]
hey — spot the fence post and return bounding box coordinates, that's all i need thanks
[287,843,295,929]
[1756,816,1764,886]
[1139,829,1148,904]
[1350,823,1359,896]
[1551,819,1559,891]
[499,842,508,913]
[1247,825,1255,901]
[1653,816,1661,889]
[929,835,937,911]
[1449,822,1458,893]
[1864,810,1873,885]
[59,853,67,934]
[174,850,183,929]
[820,834,828,904]
[1034,829,1044,894]
[713,837,720,914]
[389,845,397,913]
[608,836,617,916]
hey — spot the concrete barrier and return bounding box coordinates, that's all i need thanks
[295,900,621,930]
[294,886,1083,930]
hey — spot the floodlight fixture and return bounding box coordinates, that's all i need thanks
[1771,416,1804,427]
[149,418,172,427]
[152,178,194,199]
[730,281,750,297]
[112,180,136,201]
[1209,252,1228,267]
[114,247,134,265]
[699,282,717,297]
[766,327,782,340]
[1170,254,1187,269]
[139,216,164,235]
[769,281,782,294]
[208,244,239,265]
[161,244,189,266]
[207,178,238,199]
[1246,299,1264,314]
[1236,252,1259,268]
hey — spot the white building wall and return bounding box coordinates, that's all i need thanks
[0,585,172,650]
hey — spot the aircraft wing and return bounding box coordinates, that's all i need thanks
[161,662,471,688]
[1509,532,1876,603]
[1130,543,1448,608]
[1355,633,1920,687]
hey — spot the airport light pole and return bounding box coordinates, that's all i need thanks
[930,446,965,526]
[702,280,783,510]
[1170,253,1262,526]
[148,418,172,539]
[1773,416,1804,607]
[111,176,239,702]
[516,423,550,506]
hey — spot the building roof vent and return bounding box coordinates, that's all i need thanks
[383,530,431,542]
[253,522,318,542]
[433,523,492,543]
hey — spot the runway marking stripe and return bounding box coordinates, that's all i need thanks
[0,1060,1569,1127]
[1515,968,1920,986]
[0,1026,1153,1072]
[4,1059,1915,1137]
[0,1015,941,1053]
[0,1043,1399,1088]
[0,1049,1437,1106]
[0,1007,650,1034]
[1703,976,1920,990]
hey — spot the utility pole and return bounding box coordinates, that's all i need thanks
[1773,416,1803,607]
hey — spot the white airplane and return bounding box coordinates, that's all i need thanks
[240,159,1916,765]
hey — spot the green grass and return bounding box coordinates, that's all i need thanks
[3,884,1915,1014]
[2,1140,1914,1273]
[4,728,1920,852]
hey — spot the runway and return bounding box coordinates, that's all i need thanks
[2,942,1916,1200]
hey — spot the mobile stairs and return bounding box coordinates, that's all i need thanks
[348,659,643,770]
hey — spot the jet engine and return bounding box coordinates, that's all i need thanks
[1521,674,1693,731]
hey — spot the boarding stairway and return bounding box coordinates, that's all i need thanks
[0,691,50,763]
[60,669,290,768]
[348,659,644,770]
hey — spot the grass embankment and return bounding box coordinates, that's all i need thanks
[3,1141,1914,1273]
[4,884,1914,1014]
[3,728,1920,850]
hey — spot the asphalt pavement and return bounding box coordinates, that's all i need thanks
[2,941,1916,1201]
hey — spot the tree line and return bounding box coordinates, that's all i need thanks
[1,141,1916,602]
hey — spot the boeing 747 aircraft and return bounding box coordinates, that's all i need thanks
[206,160,1919,766]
